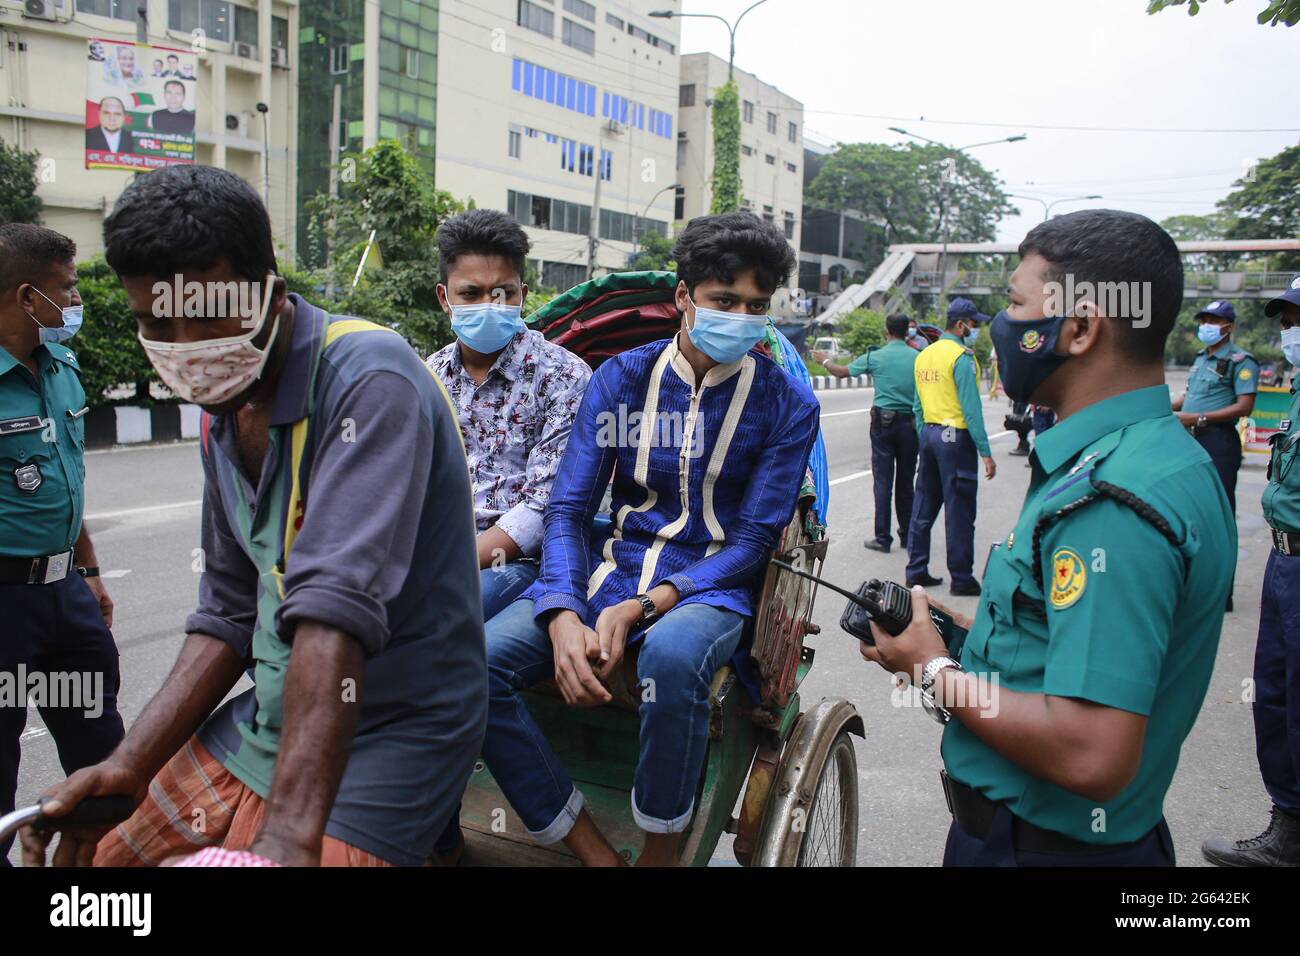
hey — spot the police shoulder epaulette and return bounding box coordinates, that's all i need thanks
[1231,349,1254,364]
[45,343,80,369]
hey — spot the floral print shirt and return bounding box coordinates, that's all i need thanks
[427,328,591,557]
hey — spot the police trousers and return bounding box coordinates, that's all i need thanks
[1255,549,1300,812]
[0,573,124,864]
[869,409,918,549]
[943,803,1176,867]
[906,424,979,588]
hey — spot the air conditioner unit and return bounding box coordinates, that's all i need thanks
[22,0,58,22]
[224,113,248,137]
[271,46,290,70]
[605,119,623,134]
[234,42,256,60]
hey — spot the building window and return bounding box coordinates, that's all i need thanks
[169,0,231,43]
[785,161,797,173]
[518,0,554,37]
[676,139,686,168]
[679,84,695,108]
[766,111,777,134]
[606,12,623,30]
[784,212,796,240]
[329,44,350,75]
[400,47,421,79]
[543,262,588,289]
[563,0,596,22]
[272,14,288,52]
[765,154,776,165]
[562,19,595,55]
[512,58,597,117]
[233,4,257,48]
[743,100,754,123]
[741,145,753,156]
[509,129,522,159]
[627,22,675,54]
[78,0,134,20]
[788,121,798,142]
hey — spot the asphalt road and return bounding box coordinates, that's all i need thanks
[8,370,1270,866]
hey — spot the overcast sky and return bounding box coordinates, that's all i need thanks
[676,0,1300,243]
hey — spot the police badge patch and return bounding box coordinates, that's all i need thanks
[14,463,42,494]
[1050,547,1087,609]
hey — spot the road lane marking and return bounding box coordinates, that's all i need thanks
[102,569,132,579]
[826,431,1016,486]
[86,499,201,521]
[822,408,871,419]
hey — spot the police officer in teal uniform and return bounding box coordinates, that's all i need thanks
[0,224,123,864]
[1173,300,1256,610]
[859,211,1233,866]
[815,314,919,552]
[1203,275,1300,866]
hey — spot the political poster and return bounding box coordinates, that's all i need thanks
[85,37,197,172]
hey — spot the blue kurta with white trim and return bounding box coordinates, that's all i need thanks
[526,334,820,633]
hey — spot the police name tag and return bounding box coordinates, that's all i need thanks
[14,463,42,494]
[1283,419,1292,432]
[0,416,44,436]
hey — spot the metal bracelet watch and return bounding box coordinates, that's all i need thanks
[1195,414,1208,430]
[919,656,963,725]
[634,593,660,625]
[77,566,100,579]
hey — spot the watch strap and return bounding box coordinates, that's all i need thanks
[635,593,658,623]
[77,565,100,579]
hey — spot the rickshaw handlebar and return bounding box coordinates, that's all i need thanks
[0,794,135,843]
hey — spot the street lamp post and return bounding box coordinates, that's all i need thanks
[631,182,682,262]
[1010,194,1104,221]
[889,127,1026,290]
[650,1,771,81]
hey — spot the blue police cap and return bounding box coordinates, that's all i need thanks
[947,297,990,324]
[1264,275,1300,318]
[1196,300,1236,322]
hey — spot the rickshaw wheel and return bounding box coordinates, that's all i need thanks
[749,697,862,867]
[795,731,858,867]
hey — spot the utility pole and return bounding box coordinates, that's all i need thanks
[586,143,604,281]
[326,83,343,298]
[256,102,271,209]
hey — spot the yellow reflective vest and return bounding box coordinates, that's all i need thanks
[915,337,979,429]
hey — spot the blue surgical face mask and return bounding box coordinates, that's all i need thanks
[962,325,980,347]
[1282,327,1300,369]
[449,300,524,354]
[29,285,83,344]
[989,309,1071,404]
[1197,322,1226,346]
[686,296,768,364]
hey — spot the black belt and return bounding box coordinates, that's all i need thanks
[0,550,75,585]
[1190,420,1237,437]
[1270,528,1300,557]
[940,771,1129,857]
[871,407,913,426]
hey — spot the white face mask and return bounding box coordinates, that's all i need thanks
[137,272,279,407]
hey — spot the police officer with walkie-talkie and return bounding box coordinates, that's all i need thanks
[0,224,124,865]
[1202,275,1300,867]
[858,210,1234,866]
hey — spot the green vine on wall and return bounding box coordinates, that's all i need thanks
[709,81,743,214]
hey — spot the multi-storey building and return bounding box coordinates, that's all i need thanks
[434,0,681,287]
[0,0,297,258]
[675,50,803,290]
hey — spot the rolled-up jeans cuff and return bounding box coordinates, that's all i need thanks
[631,791,694,834]
[527,786,585,844]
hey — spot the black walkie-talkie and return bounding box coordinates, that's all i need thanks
[770,560,967,655]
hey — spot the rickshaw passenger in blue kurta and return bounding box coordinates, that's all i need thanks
[477,213,820,867]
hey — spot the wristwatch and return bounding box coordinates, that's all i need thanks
[919,656,962,725]
[77,566,100,579]
[1195,414,1208,431]
[634,593,660,625]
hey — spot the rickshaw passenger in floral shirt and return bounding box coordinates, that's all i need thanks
[427,210,592,623]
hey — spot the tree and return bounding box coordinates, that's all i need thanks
[306,139,464,356]
[631,229,676,272]
[0,141,43,225]
[1146,0,1300,26]
[709,81,742,214]
[837,308,887,356]
[806,142,1017,270]
[74,257,159,404]
[1220,145,1300,271]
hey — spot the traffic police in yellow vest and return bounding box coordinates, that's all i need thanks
[907,297,996,596]
[861,210,1234,866]
[1203,275,1300,867]
[0,224,123,865]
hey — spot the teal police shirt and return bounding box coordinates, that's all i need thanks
[941,385,1234,844]
[1262,385,1300,535]
[1182,340,1258,418]
[847,339,918,413]
[0,342,87,557]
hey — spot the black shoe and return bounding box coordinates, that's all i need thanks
[863,539,891,553]
[1202,806,1300,867]
[1226,594,1234,613]
[907,573,943,588]
[950,582,982,597]
[1009,444,1031,457]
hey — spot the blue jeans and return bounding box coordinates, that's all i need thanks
[479,561,540,623]
[481,598,745,842]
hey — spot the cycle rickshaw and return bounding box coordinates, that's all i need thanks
[455,271,863,867]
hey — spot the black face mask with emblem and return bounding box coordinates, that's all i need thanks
[989,309,1072,403]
